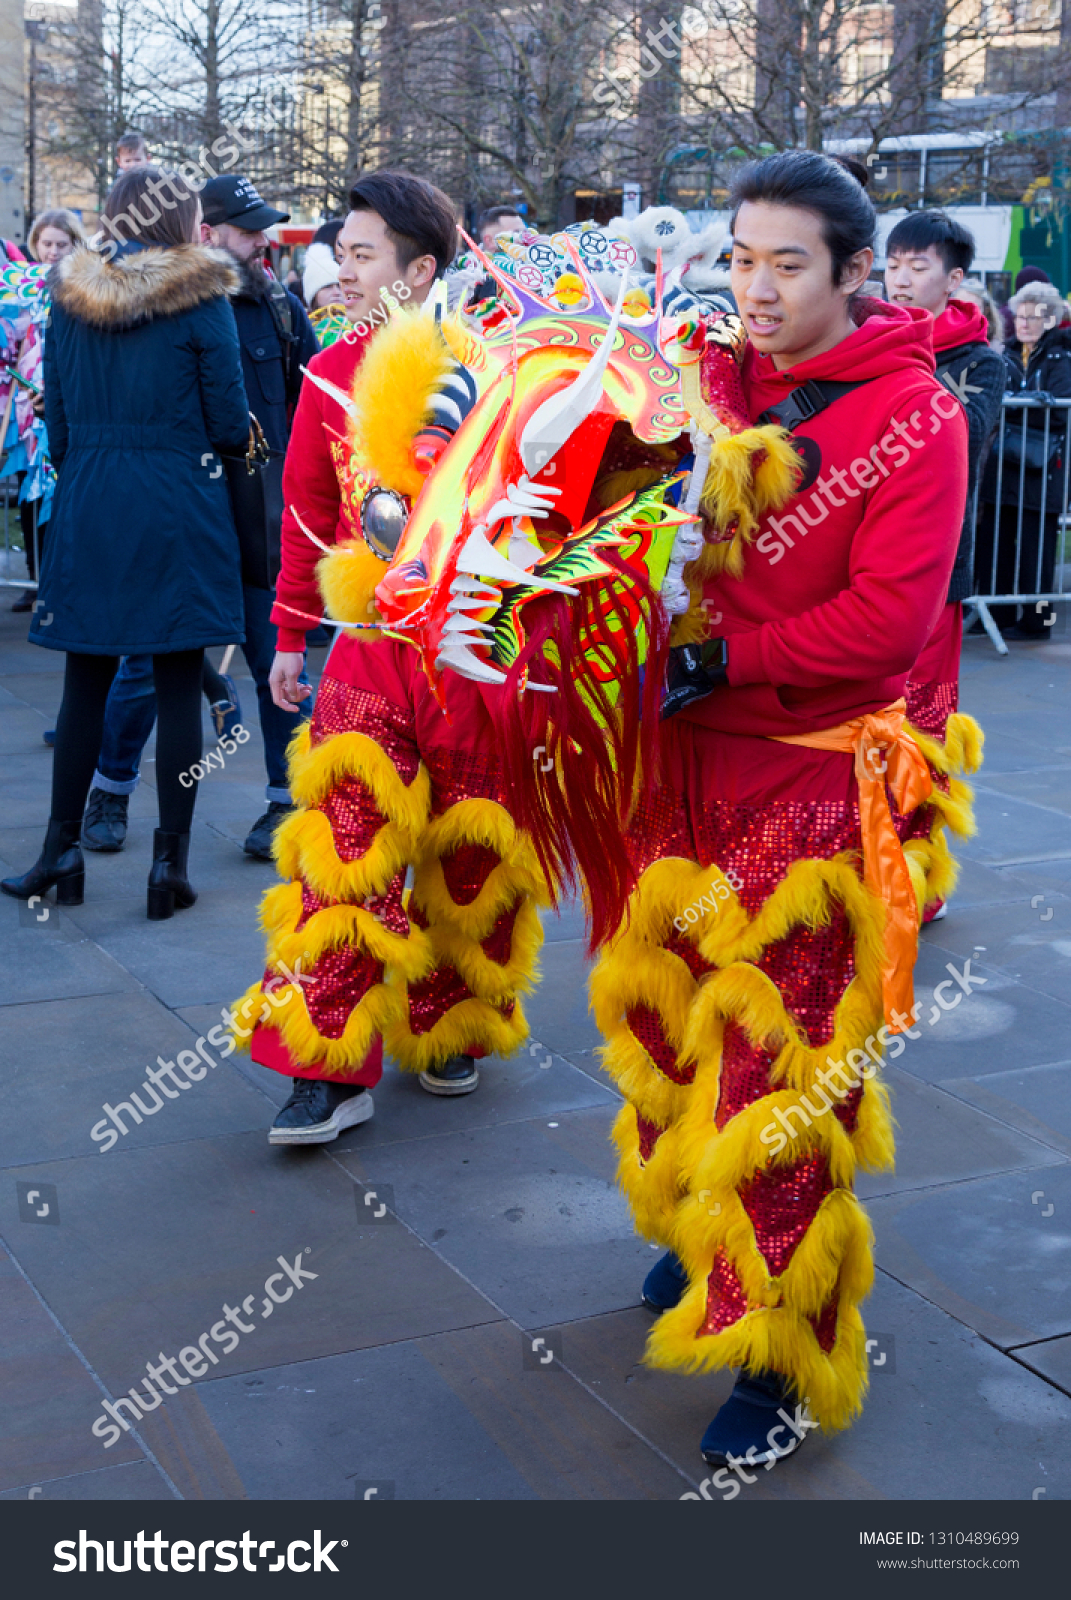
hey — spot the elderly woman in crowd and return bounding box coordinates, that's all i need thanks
[976,279,1071,637]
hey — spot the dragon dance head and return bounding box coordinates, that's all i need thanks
[308,224,802,713]
[303,223,802,942]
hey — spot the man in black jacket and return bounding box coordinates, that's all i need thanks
[81,176,321,861]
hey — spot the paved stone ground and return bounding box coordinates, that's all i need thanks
[1,606,1069,1503]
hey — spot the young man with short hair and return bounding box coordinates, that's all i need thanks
[884,210,1000,917]
[595,153,969,1468]
[476,204,525,249]
[240,171,541,1147]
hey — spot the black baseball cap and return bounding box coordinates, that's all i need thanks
[201,175,289,232]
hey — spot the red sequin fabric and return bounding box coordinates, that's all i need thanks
[905,677,958,741]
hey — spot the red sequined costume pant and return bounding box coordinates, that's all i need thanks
[590,723,901,1431]
[237,634,548,1086]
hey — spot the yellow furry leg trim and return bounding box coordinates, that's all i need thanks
[612,1104,685,1245]
[384,994,530,1072]
[424,897,543,1005]
[228,977,400,1077]
[646,1293,869,1432]
[287,728,431,835]
[411,799,551,940]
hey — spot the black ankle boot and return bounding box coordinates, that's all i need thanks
[0,819,84,904]
[147,829,197,920]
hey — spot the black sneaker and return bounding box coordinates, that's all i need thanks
[268,1078,374,1145]
[418,1054,480,1096]
[11,589,35,613]
[82,788,130,852]
[244,801,294,860]
[700,1369,814,1468]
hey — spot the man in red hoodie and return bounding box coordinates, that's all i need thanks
[884,211,1000,919]
[885,210,1004,741]
[237,171,547,1147]
[593,153,969,1471]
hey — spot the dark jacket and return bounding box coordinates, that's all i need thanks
[933,302,1006,603]
[982,325,1071,513]
[231,278,318,454]
[31,242,250,655]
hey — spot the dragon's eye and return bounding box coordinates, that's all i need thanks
[360,488,408,561]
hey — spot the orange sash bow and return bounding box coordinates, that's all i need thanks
[773,700,932,1032]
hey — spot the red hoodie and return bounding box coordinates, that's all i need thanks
[933,296,989,355]
[684,298,968,739]
[272,329,371,652]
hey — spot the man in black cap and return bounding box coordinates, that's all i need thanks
[80,175,321,863]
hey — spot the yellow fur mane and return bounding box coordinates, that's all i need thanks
[348,309,456,499]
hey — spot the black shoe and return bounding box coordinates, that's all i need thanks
[419,1054,480,1096]
[244,801,293,860]
[269,1078,375,1145]
[700,1369,813,1468]
[43,728,55,747]
[147,829,196,920]
[11,589,35,613]
[0,818,84,904]
[642,1250,688,1311]
[82,788,129,852]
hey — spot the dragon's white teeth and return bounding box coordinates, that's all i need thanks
[508,527,543,572]
[457,528,578,596]
[436,643,507,684]
[299,366,361,421]
[449,575,500,600]
[442,613,495,637]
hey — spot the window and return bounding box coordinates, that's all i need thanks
[925,150,983,206]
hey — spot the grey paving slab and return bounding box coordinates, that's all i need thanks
[942,1060,1071,1160]
[980,768,1071,818]
[197,1319,689,1501]
[0,907,139,1007]
[856,1066,1062,1201]
[899,957,1070,1082]
[942,853,1068,910]
[1,1132,502,1394]
[0,671,64,716]
[560,1270,1071,1500]
[0,1245,145,1493]
[957,786,1071,866]
[0,706,54,753]
[1011,1335,1071,1399]
[523,938,601,1060]
[921,900,1071,1009]
[334,1105,652,1330]
[866,1161,1071,1349]
[0,1459,172,1500]
[63,901,271,1008]
[0,992,274,1167]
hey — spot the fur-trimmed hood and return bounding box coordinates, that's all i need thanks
[52,243,239,330]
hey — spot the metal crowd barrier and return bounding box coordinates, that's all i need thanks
[0,471,41,601]
[964,394,1071,654]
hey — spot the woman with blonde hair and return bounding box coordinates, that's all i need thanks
[29,208,87,264]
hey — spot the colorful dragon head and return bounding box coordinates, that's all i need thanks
[306,223,800,713]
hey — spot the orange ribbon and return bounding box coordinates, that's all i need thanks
[772,700,932,1032]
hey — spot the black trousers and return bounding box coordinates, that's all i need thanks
[52,650,204,834]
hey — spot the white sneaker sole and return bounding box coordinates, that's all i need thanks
[418,1065,480,1097]
[269,1091,375,1144]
